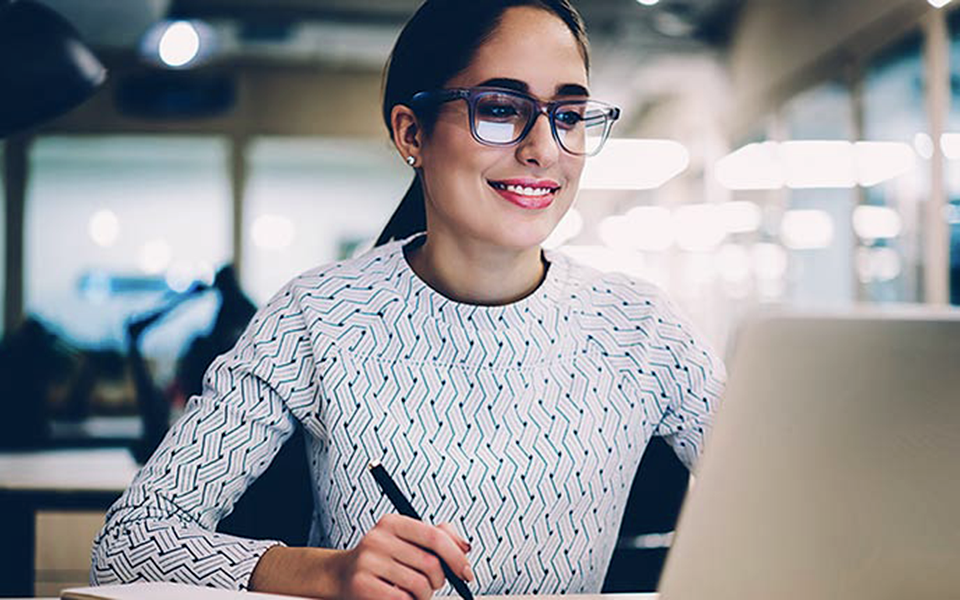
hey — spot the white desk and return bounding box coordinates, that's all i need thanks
[35,591,656,600]
[25,597,656,600]
[0,449,140,597]
[0,448,139,493]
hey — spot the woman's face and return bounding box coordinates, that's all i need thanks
[417,6,589,253]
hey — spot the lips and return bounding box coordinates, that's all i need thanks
[488,178,561,210]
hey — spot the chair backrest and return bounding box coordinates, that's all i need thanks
[217,425,313,545]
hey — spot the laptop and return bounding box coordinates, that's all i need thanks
[657,307,960,600]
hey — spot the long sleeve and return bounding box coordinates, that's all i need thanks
[650,292,727,472]
[91,285,320,590]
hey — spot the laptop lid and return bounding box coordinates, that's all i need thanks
[657,308,960,600]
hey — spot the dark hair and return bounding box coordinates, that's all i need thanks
[374,0,590,247]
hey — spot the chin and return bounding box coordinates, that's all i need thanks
[488,218,559,251]
[465,187,572,250]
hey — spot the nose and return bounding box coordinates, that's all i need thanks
[515,109,560,168]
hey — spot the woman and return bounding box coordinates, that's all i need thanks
[91,0,726,598]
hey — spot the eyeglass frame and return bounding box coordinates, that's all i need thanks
[408,86,621,157]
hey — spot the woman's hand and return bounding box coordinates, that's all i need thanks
[248,515,473,600]
[337,515,474,600]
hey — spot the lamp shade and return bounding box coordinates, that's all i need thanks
[0,0,106,137]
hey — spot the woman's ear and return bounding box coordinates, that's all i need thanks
[391,104,423,167]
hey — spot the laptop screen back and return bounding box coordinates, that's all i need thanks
[658,310,960,600]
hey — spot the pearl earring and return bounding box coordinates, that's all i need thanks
[406,156,416,166]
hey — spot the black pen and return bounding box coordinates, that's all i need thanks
[367,460,475,600]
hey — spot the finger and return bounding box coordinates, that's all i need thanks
[437,522,471,553]
[378,557,435,600]
[389,539,446,590]
[388,516,473,582]
[353,573,413,600]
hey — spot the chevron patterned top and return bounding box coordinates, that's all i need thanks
[91,233,726,596]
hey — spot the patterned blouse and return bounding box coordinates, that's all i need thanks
[91,233,726,596]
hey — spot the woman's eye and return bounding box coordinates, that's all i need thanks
[555,111,583,128]
[479,103,520,119]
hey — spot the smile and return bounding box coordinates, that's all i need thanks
[488,179,561,210]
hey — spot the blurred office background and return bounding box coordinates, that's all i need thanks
[1,0,959,596]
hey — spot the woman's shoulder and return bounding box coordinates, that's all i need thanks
[552,251,722,367]
[548,248,670,309]
[256,239,405,317]
[297,240,402,288]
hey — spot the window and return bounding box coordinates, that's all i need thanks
[25,136,231,392]
[782,81,856,307]
[242,137,411,303]
[861,33,928,303]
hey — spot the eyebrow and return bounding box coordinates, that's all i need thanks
[477,78,590,98]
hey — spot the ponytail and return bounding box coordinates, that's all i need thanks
[374,176,426,247]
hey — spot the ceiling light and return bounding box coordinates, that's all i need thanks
[252,214,296,250]
[716,140,915,190]
[141,19,216,69]
[940,133,960,160]
[781,141,857,189]
[852,205,903,240]
[623,206,675,251]
[159,21,200,67]
[751,243,789,280]
[913,133,934,160]
[716,142,784,190]
[580,139,689,190]
[717,244,751,283]
[674,204,727,252]
[854,142,916,187]
[719,201,763,234]
[139,239,173,274]
[88,209,120,247]
[856,247,902,283]
[165,261,197,293]
[780,209,835,250]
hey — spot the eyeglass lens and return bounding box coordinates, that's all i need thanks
[473,91,611,155]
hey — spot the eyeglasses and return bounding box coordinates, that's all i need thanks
[409,87,621,157]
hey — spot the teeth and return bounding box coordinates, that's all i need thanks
[499,183,553,196]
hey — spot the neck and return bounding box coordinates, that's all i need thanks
[405,234,546,306]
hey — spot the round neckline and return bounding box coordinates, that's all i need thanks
[389,232,568,330]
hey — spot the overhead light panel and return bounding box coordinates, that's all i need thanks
[716,142,784,190]
[780,209,835,250]
[781,141,857,188]
[581,139,689,190]
[852,205,903,240]
[716,141,916,190]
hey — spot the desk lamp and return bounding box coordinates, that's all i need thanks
[0,0,106,137]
